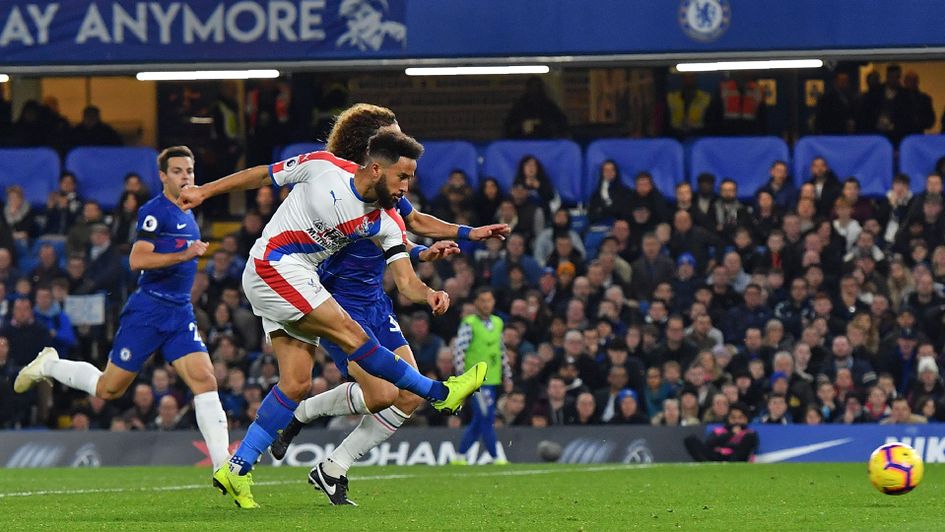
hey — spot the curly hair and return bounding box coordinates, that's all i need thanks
[326,103,397,165]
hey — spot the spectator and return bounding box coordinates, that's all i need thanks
[86,223,124,302]
[67,201,105,257]
[755,393,791,424]
[588,160,630,224]
[902,70,935,137]
[507,183,545,243]
[123,172,151,205]
[497,389,530,426]
[474,177,505,227]
[712,179,750,240]
[806,156,842,217]
[492,234,542,289]
[2,298,51,367]
[684,402,758,462]
[568,392,599,425]
[69,105,122,147]
[535,375,573,426]
[111,191,141,254]
[533,209,585,266]
[707,73,767,136]
[815,71,856,134]
[408,311,444,374]
[149,395,188,430]
[4,185,35,242]
[504,76,568,139]
[609,388,648,424]
[32,285,76,358]
[29,244,65,287]
[757,160,797,211]
[881,396,928,425]
[124,383,157,430]
[629,233,675,301]
[235,211,264,257]
[666,73,711,139]
[858,64,910,144]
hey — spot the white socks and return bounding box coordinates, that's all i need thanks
[193,391,230,470]
[295,382,369,423]
[43,358,102,396]
[324,405,410,477]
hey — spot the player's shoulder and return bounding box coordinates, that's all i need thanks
[139,194,167,215]
[296,151,360,175]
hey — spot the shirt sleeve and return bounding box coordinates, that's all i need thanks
[135,205,160,241]
[376,208,408,264]
[269,152,321,186]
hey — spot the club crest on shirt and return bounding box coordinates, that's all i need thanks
[354,216,373,236]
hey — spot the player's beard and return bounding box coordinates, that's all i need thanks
[374,177,398,209]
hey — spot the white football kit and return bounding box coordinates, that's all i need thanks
[242,151,408,343]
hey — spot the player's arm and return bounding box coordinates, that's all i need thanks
[129,239,209,271]
[387,258,450,315]
[402,202,510,241]
[407,239,460,262]
[179,166,271,209]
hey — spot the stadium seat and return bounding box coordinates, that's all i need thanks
[0,148,61,208]
[280,142,325,161]
[585,139,685,200]
[899,134,945,193]
[483,140,583,205]
[415,140,479,201]
[793,135,893,197]
[65,147,160,210]
[690,137,789,199]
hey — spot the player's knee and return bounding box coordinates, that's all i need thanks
[277,378,309,403]
[189,370,218,394]
[395,389,424,415]
[338,318,369,352]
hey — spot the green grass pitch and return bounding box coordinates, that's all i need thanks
[1,463,939,530]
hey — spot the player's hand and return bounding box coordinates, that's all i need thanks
[469,223,511,241]
[178,185,205,210]
[182,240,209,260]
[419,240,460,262]
[427,290,450,316]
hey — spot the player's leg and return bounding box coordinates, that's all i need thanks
[216,330,316,508]
[457,393,484,456]
[478,385,500,460]
[16,307,156,400]
[323,345,424,478]
[171,351,229,471]
[293,297,485,412]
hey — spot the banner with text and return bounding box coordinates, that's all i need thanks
[0,1,943,67]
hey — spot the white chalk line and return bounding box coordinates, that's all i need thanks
[0,464,650,499]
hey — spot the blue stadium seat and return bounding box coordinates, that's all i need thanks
[793,135,893,197]
[415,140,479,201]
[65,147,160,210]
[280,142,325,160]
[483,140,583,204]
[0,148,60,208]
[690,137,789,199]
[899,134,945,193]
[585,139,684,200]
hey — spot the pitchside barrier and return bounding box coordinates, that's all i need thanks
[2,424,945,468]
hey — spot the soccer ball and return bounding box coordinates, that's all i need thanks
[867,442,924,495]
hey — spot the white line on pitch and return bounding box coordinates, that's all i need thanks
[0,464,646,499]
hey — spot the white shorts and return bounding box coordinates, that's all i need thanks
[242,256,331,345]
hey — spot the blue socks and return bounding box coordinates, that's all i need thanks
[458,386,498,457]
[230,385,298,475]
[350,335,448,401]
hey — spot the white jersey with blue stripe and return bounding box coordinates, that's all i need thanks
[318,197,414,307]
[251,151,408,267]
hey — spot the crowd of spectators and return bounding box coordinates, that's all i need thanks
[1,96,945,434]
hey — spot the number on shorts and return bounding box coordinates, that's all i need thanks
[388,315,402,333]
[189,322,202,343]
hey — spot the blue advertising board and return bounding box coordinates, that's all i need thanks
[0,1,942,68]
[753,424,945,463]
